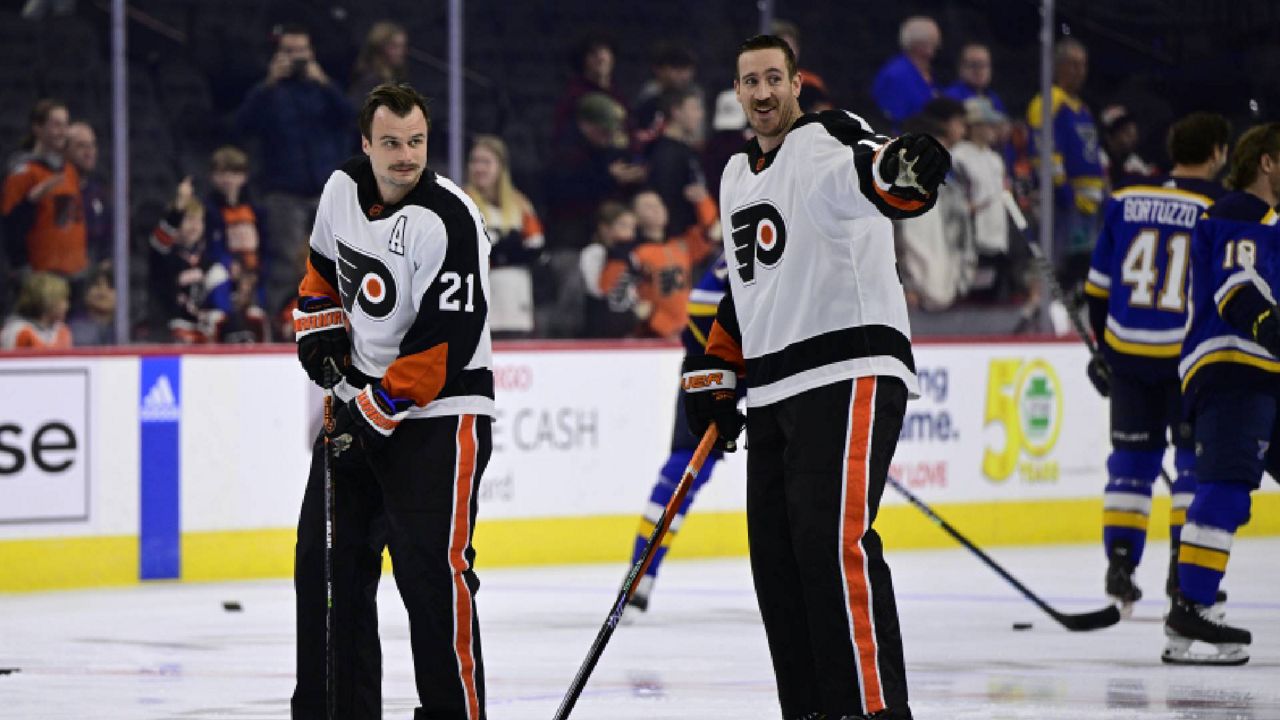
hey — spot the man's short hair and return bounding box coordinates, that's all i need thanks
[1166,112,1231,167]
[570,32,614,71]
[29,98,66,128]
[210,145,250,173]
[899,16,939,50]
[921,97,966,123]
[658,86,701,118]
[359,82,431,140]
[1055,37,1087,64]
[1226,122,1280,191]
[735,34,797,78]
[272,23,310,45]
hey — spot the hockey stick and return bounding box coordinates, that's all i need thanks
[552,425,719,720]
[888,475,1121,631]
[321,360,341,720]
[1002,191,1175,491]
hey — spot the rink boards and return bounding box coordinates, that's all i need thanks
[2,340,1278,591]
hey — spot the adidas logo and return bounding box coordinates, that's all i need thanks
[140,375,180,422]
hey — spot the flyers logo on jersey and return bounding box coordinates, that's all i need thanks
[730,202,787,284]
[337,240,399,320]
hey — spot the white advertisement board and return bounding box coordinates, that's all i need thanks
[0,367,90,523]
[891,343,1112,504]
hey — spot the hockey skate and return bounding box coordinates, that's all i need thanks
[1162,593,1250,666]
[1105,545,1142,614]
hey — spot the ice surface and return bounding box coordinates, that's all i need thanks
[1,539,1277,719]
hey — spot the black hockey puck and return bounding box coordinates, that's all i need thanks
[1012,622,1033,631]
[0,668,20,676]
[223,601,243,612]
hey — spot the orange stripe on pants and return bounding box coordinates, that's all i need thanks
[450,415,481,720]
[841,377,884,713]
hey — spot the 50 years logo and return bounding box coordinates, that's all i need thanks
[982,358,1063,483]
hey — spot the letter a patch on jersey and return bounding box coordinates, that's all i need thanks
[389,216,407,256]
[730,201,787,285]
[337,238,399,320]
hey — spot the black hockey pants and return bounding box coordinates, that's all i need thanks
[746,376,911,719]
[292,414,491,720]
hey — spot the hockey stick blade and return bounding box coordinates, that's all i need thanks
[889,476,1120,632]
[552,426,719,720]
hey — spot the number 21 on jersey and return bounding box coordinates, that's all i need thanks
[439,271,476,312]
[1121,229,1189,311]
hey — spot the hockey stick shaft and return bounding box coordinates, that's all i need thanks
[1003,191,1175,491]
[322,363,339,720]
[552,426,719,720]
[888,475,1121,631]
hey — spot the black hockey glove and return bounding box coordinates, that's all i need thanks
[294,295,349,389]
[1252,306,1280,356]
[1086,356,1111,398]
[681,354,745,452]
[326,383,414,469]
[879,133,951,201]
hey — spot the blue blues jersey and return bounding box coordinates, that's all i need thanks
[681,253,729,355]
[1084,177,1224,377]
[1179,191,1280,402]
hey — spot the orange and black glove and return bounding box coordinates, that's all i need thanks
[681,355,745,452]
[293,296,349,389]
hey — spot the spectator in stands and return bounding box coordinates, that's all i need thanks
[1,99,87,283]
[235,24,352,317]
[951,98,1013,299]
[348,21,409,107]
[771,19,834,112]
[464,135,545,337]
[67,263,114,346]
[149,178,233,343]
[1026,37,1104,291]
[205,146,265,305]
[580,200,642,338]
[628,189,691,339]
[543,92,644,337]
[1100,105,1158,190]
[873,16,941,130]
[703,89,751,201]
[216,265,271,343]
[943,42,1006,114]
[896,99,976,311]
[552,33,629,141]
[1,271,71,349]
[632,41,700,148]
[65,121,111,269]
[645,87,718,274]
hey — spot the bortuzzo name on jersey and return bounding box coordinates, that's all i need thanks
[1122,197,1200,229]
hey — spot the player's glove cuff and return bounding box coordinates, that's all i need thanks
[353,383,414,438]
[293,297,345,339]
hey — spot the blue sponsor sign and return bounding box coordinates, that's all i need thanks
[139,357,181,580]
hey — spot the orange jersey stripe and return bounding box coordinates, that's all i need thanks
[450,415,481,720]
[382,343,449,408]
[298,257,340,302]
[705,321,746,375]
[841,376,885,713]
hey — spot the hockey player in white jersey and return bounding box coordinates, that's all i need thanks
[291,83,495,719]
[680,35,948,720]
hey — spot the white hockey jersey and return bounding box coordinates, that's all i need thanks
[301,156,495,419]
[709,110,935,407]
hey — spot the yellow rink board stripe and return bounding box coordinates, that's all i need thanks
[5,494,1280,592]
